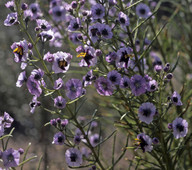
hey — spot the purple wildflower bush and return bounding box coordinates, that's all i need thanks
[2,0,192,169]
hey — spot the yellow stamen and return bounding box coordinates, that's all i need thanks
[13,46,23,56]
[77,52,86,58]
[125,54,134,59]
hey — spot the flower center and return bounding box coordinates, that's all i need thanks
[58,59,68,70]
[56,11,62,16]
[7,154,14,162]
[176,124,184,132]
[70,153,78,162]
[13,46,23,59]
[102,29,108,36]
[143,109,151,117]
[120,17,125,24]
[139,8,146,15]
[109,75,117,82]
[58,136,64,143]
[173,97,178,103]
[95,8,102,15]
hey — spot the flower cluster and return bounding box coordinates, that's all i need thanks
[3,0,191,169]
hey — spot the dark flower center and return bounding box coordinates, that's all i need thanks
[173,97,178,103]
[101,82,108,91]
[56,10,62,16]
[123,81,128,87]
[13,46,24,60]
[7,154,14,162]
[58,59,68,70]
[120,17,126,24]
[150,84,156,90]
[34,74,41,80]
[94,137,99,143]
[41,24,47,29]
[84,53,94,66]
[95,8,102,15]
[120,51,129,67]
[176,124,184,132]
[85,75,91,81]
[57,102,63,107]
[139,8,146,15]
[70,84,77,92]
[31,7,37,13]
[109,75,117,82]
[143,108,151,117]
[73,23,79,29]
[70,153,78,162]
[58,136,64,143]
[139,136,148,152]
[30,102,36,108]
[134,80,141,89]
[9,18,15,24]
[91,28,98,37]
[102,29,108,36]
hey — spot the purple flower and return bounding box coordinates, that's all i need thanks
[116,47,133,68]
[44,52,54,62]
[54,78,64,90]
[89,23,101,43]
[74,135,81,145]
[54,96,66,109]
[68,18,81,31]
[109,0,117,6]
[50,29,63,47]
[120,76,130,88]
[16,71,27,87]
[4,12,18,26]
[136,3,151,19]
[69,33,83,45]
[65,79,83,100]
[52,51,72,73]
[152,137,159,144]
[83,70,96,87]
[26,76,42,97]
[61,119,69,127]
[2,148,20,168]
[107,70,121,85]
[130,75,147,96]
[39,30,54,42]
[147,80,158,92]
[172,117,188,139]
[29,3,42,20]
[118,12,130,27]
[99,24,113,39]
[5,1,15,11]
[52,132,65,145]
[36,19,51,31]
[95,76,114,96]
[90,134,100,147]
[11,40,28,63]
[3,112,14,128]
[138,102,156,124]
[65,148,82,167]
[77,45,97,67]
[0,118,4,136]
[106,52,118,64]
[91,4,105,19]
[50,6,66,22]
[29,96,41,114]
[136,133,153,152]
[171,91,183,106]
[31,69,44,81]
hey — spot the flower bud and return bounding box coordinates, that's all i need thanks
[21,3,28,10]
